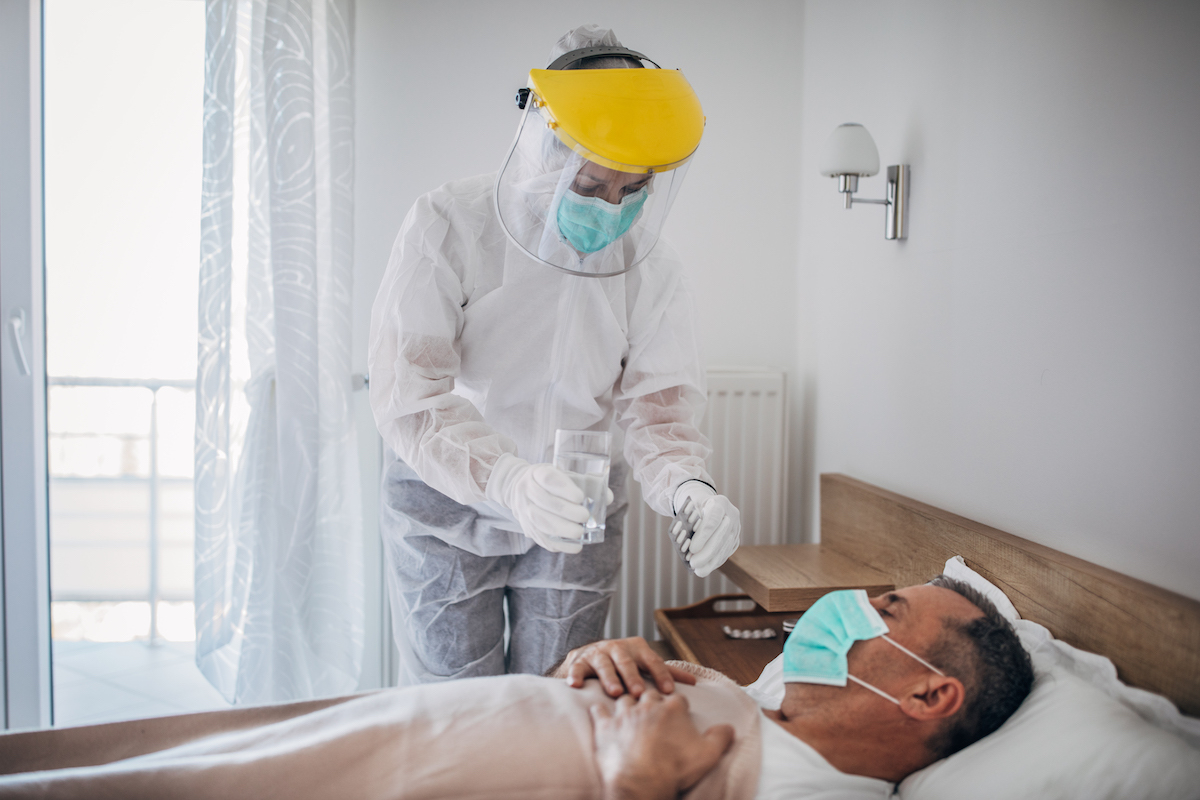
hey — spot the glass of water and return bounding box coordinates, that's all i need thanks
[554,429,611,545]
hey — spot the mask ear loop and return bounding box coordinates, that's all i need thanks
[845,634,946,706]
[847,674,901,705]
[881,636,946,676]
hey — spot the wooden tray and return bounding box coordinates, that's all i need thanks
[654,594,805,686]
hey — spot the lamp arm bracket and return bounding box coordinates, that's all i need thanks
[834,164,909,240]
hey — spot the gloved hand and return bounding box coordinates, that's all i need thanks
[673,481,741,578]
[486,453,590,554]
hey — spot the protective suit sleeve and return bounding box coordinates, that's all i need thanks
[614,266,713,517]
[368,192,517,506]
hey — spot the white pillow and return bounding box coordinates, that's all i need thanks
[896,557,1200,800]
[939,555,1200,749]
[940,555,1020,622]
[899,663,1200,800]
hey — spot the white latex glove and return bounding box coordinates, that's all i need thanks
[673,481,741,578]
[486,453,590,554]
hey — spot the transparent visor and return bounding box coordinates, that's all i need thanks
[494,99,692,278]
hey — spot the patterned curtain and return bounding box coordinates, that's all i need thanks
[195,0,361,704]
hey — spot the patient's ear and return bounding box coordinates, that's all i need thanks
[899,675,965,722]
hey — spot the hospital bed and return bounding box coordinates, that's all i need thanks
[0,473,1197,799]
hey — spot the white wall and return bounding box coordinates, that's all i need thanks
[352,0,806,475]
[798,1,1200,600]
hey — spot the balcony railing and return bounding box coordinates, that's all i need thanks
[48,377,196,644]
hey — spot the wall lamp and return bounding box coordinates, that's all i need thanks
[819,123,909,240]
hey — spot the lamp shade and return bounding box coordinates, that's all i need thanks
[819,123,880,177]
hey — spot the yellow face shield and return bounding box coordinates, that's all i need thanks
[527,68,705,174]
[495,56,705,278]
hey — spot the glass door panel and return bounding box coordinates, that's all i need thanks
[43,0,228,726]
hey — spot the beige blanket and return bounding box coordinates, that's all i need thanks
[0,662,762,800]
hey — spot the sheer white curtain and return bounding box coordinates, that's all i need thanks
[195,0,361,704]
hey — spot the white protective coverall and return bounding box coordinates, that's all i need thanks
[368,26,719,684]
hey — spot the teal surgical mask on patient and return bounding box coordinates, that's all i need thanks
[556,188,648,254]
[782,589,945,705]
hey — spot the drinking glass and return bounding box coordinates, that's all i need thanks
[553,429,611,544]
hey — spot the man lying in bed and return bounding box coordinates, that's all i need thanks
[556,575,1033,800]
[0,577,1032,800]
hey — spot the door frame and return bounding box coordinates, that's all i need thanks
[0,0,53,731]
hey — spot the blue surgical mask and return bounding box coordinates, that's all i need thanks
[556,188,648,254]
[782,589,945,706]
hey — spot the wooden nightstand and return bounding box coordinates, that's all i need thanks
[654,544,894,684]
[718,544,894,612]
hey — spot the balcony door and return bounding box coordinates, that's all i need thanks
[0,0,386,730]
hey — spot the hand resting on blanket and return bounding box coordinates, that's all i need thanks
[553,637,739,799]
[591,689,736,800]
[553,635,698,697]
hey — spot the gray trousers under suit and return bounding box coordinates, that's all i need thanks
[380,457,627,684]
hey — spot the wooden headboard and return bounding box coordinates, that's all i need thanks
[819,473,1200,717]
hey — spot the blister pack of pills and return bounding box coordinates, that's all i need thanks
[722,626,778,640]
[668,495,701,564]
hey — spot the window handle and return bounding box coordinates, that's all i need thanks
[8,308,31,376]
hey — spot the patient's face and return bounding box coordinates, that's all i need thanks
[785,585,983,714]
[864,584,982,661]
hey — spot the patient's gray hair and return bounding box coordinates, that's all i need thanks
[924,575,1034,759]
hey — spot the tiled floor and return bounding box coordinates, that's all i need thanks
[52,640,232,727]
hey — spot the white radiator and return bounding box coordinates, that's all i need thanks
[605,369,789,641]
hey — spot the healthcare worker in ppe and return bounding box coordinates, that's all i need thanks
[369,24,742,686]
